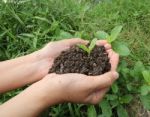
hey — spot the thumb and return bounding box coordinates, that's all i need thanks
[89,71,119,90]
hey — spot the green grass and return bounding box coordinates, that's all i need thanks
[0,0,150,117]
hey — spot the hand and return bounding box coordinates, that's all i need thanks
[35,38,88,75]
[38,38,88,60]
[96,40,119,71]
[37,41,119,105]
[39,71,119,105]
[0,40,119,117]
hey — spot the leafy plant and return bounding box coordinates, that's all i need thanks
[95,26,130,56]
[78,38,97,55]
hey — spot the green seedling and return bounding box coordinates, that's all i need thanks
[95,25,123,43]
[78,38,97,55]
[95,25,130,56]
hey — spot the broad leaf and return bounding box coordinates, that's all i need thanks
[140,94,150,110]
[110,100,119,108]
[74,31,82,38]
[58,31,73,39]
[95,31,109,39]
[117,105,128,117]
[106,94,118,101]
[113,42,130,56]
[88,38,97,53]
[140,84,150,95]
[120,94,133,104]
[132,61,145,79]
[109,25,123,43]
[87,105,97,117]
[100,100,112,117]
[111,83,119,93]
[142,70,150,84]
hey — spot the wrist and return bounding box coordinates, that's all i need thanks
[36,77,64,106]
[32,49,53,77]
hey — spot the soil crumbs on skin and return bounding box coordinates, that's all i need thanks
[49,45,111,76]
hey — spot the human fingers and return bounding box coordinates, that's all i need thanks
[107,49,119,71]
[88,71,119,90]
[96,40,111,50]
[86,88,109,104]
[60,38,88,47]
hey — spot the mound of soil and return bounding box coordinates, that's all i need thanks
[49,45,111,76]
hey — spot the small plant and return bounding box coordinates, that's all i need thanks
[78,38,97,55]
[95,25,130,56]
[95,25,123,44]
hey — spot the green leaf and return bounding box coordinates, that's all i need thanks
[111,83,119,93]
[68,103,75,117]
[142,70,150,84]
[109,25,123,43]
[106,94,118,101]
[58,31,73,39]
[87,105,97,117]
[113,42,130,56]
[78,44,90,54]
[117,105,128,117]
[126,83,133,91]
[74,31,82,38]
[19,33,34,38]
[88,38,97,53]
[95,31,109,39]
[140,84,150,95]
[99,100,112,117]
[110,100,119,108]
[34,16,50,23]
[140,94,150,110]
[131,61,145,79]
[120,94,133,104]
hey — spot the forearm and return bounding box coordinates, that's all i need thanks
[0,58,51,93]
[0,51,40,72]
[0,79,61,117]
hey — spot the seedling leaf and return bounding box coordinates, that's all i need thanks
[95,31,109,39]
[78,44,90,54]
[109,25,123,43]
[88,38,97,53]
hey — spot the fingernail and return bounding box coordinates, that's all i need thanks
[112,71,119,79]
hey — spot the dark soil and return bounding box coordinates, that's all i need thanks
[49,45,111,76]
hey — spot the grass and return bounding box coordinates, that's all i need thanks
[0,0,150,116]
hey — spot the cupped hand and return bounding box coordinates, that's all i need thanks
[38,38,88,60]
[38,40,119,105]
[35,38,88,77]
[96,40,119,71]
[40,71,118,105]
